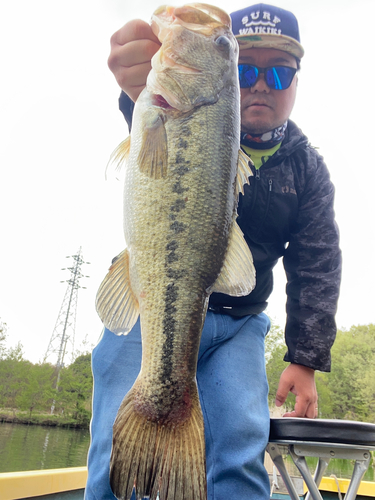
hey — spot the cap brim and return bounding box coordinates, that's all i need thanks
[236,34,304,59]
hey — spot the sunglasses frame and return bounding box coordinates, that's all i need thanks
[238,64,297,90]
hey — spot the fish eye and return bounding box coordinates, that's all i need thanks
[214,35,231,50]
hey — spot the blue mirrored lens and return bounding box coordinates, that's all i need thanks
[265,66,295,90]
[238,65,258,88]
[238,65,296,90]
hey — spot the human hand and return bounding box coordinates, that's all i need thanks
[108,19,161,102]
[275,363,318,419]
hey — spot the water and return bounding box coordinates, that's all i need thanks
[0,422,374,483]
[0,422,90,472]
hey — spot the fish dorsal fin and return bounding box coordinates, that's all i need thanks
[138,114,168,179]
[210,220,256,296]
[106,136,131,180]
[235,149,253,197]
[96,249,139,335]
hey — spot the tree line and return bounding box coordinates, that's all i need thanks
[266,322,375,422]
[0,319,92,427]
[1,318,375,427]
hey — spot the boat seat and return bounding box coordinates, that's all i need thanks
[267,418,375,500]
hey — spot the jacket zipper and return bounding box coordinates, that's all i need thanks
[253,177,273,238]
[249,164,260,213]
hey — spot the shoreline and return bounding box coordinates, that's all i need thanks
[0,412,89,429]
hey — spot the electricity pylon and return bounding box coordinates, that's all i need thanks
[44,248,89,413]
[44,247,90,370]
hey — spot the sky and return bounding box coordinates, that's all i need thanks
[1,0,374,364]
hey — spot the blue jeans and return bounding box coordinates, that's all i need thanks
[85,311,271,500]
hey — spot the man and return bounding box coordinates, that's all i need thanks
[85,4,341,500]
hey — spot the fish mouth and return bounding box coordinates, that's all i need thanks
[152,94,173,109]
[153,47,202,75]
[148,47,203,112]
[151,3,231,41]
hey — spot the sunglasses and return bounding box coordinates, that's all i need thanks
[238,64,297,90]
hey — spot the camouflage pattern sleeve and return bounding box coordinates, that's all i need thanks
[283,147,342,372]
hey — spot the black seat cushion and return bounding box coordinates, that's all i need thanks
[269,418,375,447]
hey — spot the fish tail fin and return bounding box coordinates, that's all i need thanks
[110,386,206,500]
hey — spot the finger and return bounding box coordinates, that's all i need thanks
[292,397,310,417]
[109,39,160,71]
[282,406,311,418]
[112,60,153,90]
[308,396,319,419]
[284,395,317,418]
[111,19,160,47]
[275,380,294,407]
[308,398,320,418]
[282,410,297,417]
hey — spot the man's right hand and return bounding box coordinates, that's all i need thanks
[108,19,161,102]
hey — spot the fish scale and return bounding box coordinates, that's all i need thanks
[95,4,256,499]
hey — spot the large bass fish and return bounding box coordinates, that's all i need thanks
[96,3,255,499]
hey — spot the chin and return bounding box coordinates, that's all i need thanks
[242,123,272,135]
[241,118,284,135]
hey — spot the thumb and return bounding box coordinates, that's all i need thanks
[275,372,292,407]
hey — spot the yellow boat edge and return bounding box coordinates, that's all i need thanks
[1,468,375,499]
[316,476,375,497]
[0,466,87,500]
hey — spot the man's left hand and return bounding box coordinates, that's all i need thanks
[275,363,318,418]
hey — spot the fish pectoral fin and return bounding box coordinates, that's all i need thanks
[211,220,256,297]
[138,114,168,179]
[235,149,253,197]
[106,136,131,180]
[95,249,139,335]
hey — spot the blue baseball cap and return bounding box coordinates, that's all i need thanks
[230,3,304,59]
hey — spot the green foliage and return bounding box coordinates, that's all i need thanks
[0,335,93,427]
[265,324,295,411]
[54,353,93,426]
[0,319,8,360]
[6,342,24,362]
[1,321,375,426]
[16,363,55,417]
[266,323,375,422]
[316,324,375,421]
[0,358,29,414]
[265,320,285,364]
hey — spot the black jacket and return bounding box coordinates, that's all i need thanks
[119,91,342,372]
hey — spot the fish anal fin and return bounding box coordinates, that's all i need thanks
[95,249,139,335]
[236,149,253,197]
[138,114,168,179]
[110,384,206,500]
[211,220,256,297]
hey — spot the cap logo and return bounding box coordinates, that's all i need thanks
[240,10,282,36]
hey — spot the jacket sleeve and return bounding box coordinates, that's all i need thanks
[283,148,342,372]
[119,91,135,132]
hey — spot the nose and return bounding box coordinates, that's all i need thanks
[250,74,270,93]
